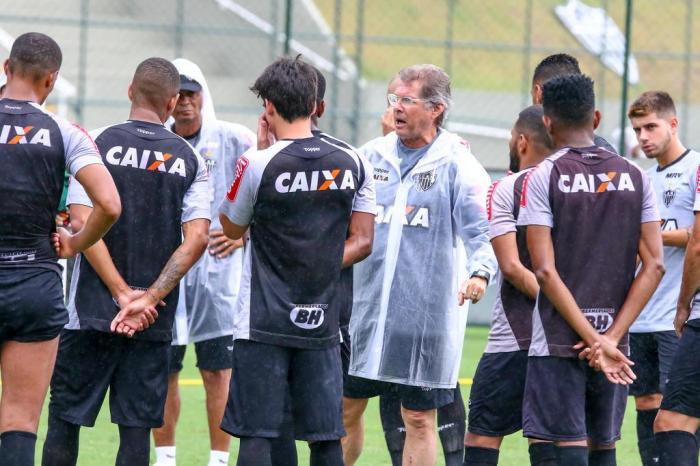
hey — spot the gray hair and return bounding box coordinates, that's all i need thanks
[396,64,452,127]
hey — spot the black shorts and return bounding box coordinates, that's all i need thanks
[468,350,528,436]
[522,356,628,444]
[49,330,170,428]
[629,331,679,397]
[169,335,234,372]
[343,374,454,411]
[0,268,66,343]
[221,339,344,441]
[661,319,700,418]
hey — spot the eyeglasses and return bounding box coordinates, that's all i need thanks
[387,93,428,107]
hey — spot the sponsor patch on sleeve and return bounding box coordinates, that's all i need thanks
[486,179,501,221]
[226,156,249,202]
[520,170,534,207]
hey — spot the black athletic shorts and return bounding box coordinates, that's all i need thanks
[468,350,528,436]
[49,329,170,428]
[629,331,679,397]
[522,356,628,444]
[221,339,344,441]
[661,319,700,418]
[0,268,66,343]
[169,335,234,373]
[344,373,454,411]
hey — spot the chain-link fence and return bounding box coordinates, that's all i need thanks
[1,0,698,171]
[2,0,697,323]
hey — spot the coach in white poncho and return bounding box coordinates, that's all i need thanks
[342,64,497,466]
[152,58,254,466]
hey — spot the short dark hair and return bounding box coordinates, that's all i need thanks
[8,32,62,81]
[251,55,317,122]
[532,53,581,85]
[515,105,553,150]
[628,91,677,119]
[314,67,326,104]
[131,57,180,110]
[542,74,595,128]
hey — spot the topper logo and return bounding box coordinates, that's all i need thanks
[0,125,51,147]
[557,172,635,193]
[104,146,186,177]
[275,169,355,193]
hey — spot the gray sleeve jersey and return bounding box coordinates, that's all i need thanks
[488,175,518,239]
[516,157,555,228]
[676,153,700,322]
[50,114,103,176]
[65,126,111,208]
[181,150,211,223]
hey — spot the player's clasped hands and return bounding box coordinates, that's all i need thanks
[110,289,164,337]
[52,227,79,258]
[573,336,637,385]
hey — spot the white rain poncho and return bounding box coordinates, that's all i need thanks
[349,130,496,388]
[171,58,255,344]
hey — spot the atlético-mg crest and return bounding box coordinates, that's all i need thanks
[663,188,676,207]
[412,169,437,192]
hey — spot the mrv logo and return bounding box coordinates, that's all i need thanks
[375,204,430,228]
[558,172,635,193]
[0,125,51,146]
[105,146,186,177]
[290,304,328,329]
[275,169,355,193]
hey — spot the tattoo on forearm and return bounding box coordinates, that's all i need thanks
[151,248,191,295]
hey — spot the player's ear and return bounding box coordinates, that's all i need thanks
[264,99,275,118]
[531,83,542,105]
[45,70,59,92]
[542,114,553,137]
[166,93,179,116]
[669,115,679,133]
[3,59,10,78]
[592,110,602,130]
[517,133,528,156]
[127,84,134,102]
[316,100,325,119]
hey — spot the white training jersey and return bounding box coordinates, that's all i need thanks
[633,150,700,332]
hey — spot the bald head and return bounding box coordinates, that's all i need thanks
[131,57,180,112]
[8,32,62,82]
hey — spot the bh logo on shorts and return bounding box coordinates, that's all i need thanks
[583,308,615,333]
[290,304,327,329]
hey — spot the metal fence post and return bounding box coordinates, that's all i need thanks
[76,0,90,124]
[618,0,633,156]
[445,0,456,77]
[350,0,365,146]
[330,0,342,135]
[681,0,694,141]
[283,0,293,56]
[520,0,533,108]
[270,0,279,61]
[174,0,184,58]
[597,0,609,124]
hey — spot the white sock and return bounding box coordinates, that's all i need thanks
[208,450,230,465]
[155,446,176,465]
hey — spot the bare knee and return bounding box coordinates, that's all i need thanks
[401,408,435,435]
[200,369,231,390]
[635,393,663,411]
[653,409,700,433]
[343,397,367,429]
[465,432,502,449]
